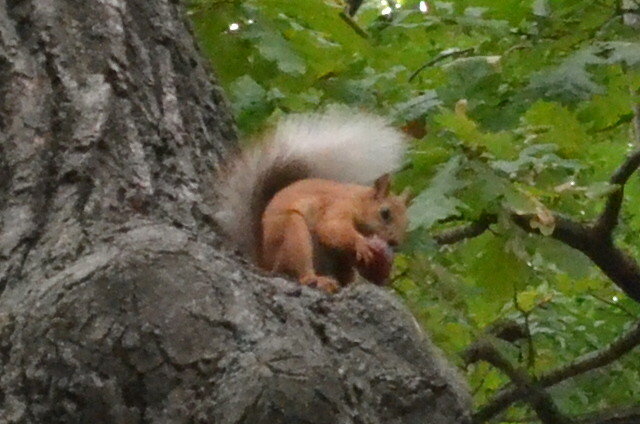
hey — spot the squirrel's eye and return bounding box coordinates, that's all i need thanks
[379,207,392,223]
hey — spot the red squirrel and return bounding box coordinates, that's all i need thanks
[215,110,409,293]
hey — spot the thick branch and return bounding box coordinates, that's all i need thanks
[511,213,592,252]
[580,239,640,303]
[485,319,528,343]
[511,212,640,303]
[460,73,640,424]
[474,320,640,423]
[432,197,640,301]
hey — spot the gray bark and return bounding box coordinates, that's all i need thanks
[0,0,472,422]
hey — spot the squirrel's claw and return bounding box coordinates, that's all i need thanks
[301,275,340,294]
[355,236,375,265]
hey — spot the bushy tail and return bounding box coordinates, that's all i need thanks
[214,109,406,259]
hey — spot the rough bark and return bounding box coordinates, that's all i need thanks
[0,0,472,422]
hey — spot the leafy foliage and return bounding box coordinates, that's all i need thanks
[189,0,640,422]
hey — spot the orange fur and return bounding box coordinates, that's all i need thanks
[260,175,408,293]
[214,110,408,293]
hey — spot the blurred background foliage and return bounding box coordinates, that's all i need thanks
[188,0,640,422]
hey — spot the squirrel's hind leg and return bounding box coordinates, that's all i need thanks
[263,212,339,293]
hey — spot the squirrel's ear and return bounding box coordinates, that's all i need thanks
[399,187,412,205]
[373,174,391,199]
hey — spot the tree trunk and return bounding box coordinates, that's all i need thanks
[0,1,471,423]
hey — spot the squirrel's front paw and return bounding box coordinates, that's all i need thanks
[301,275,340,294]
[355,235,375,265]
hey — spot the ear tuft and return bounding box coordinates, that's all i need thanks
[399,187,412,205]
[373,174,391,199]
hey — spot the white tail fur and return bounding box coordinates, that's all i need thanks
[214,109,406,257]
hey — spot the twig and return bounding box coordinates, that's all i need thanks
[432,213,497,245]
[513,290,535,369]
[431,182,640,301]
[338,12,369,39]
[470,367,491,396]
[344,0,364,16]
[574,406,640,424]
[593,112,633,133]
[474,320,640,422]
[471,18,640,424]
[633,103,640,144]
[465,339,573,424]
[590,292,636,318]
[498,417,540,424]
[593,149,640,236]
[627,0,640,142]
[503,43,529,56]
[408,47,475,82]
[539,320,640,387]
[594,89,640,235]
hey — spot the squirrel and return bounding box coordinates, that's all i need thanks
[214,109,409,293]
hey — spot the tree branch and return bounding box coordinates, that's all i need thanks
[408,47,475,82]
[593,149,640,237]
[590,293,637,318]
[430,155,640,301]
[338,11,369,38]
[511,209,640,303]
[633,103,640,144]
[474,320,640,423]
[510,212,592,252]
[433,214,497,245]
[574,406,640,424]
[592,97,640,235]
[485,319,528,344]
[465,339,572,424]
[344,0,364,17]
[427,99,640,424]
[539,319,640,387]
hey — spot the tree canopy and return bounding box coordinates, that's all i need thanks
[189,1,640,422]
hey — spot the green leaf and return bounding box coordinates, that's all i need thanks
[584,182,618,200]
[462,234,528,301]
[229,75,272,133]
[192,0,640,409]
[598,41,640,68]
[517,289,540,312]
[492,143,582,176]
[393,90,441,121]
[523,101,590,156]
[528,42,640,104]
[243,22,307,75]
[408,156,467,231]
